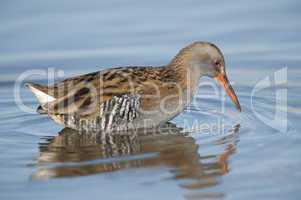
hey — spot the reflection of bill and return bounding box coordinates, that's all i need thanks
[32,122,240,194]
[251,68,287,132]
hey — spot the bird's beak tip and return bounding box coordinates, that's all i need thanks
[214,73,241,112]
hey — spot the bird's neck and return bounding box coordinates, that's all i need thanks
[165,53,202,94]
[165,57,202,103]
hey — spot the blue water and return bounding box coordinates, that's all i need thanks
[0,0,301,199]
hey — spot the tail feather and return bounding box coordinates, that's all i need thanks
[25,82,56,105]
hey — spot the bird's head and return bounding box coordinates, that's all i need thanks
[171,41,241,112]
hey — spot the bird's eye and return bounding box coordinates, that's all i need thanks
[215,60,220,66]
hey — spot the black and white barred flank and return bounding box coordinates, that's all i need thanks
[61,94,140,131]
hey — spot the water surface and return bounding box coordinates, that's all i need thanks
[0,0,301,199]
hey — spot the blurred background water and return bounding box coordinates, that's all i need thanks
[0,0,301,199]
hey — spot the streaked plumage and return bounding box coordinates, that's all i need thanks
[26,41,241,131]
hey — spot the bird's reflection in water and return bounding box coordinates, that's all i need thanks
[33,122,240,197]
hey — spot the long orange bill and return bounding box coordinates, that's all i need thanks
[214,74,241,112]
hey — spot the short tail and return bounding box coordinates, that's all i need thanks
[25,82,56,114]
[25,82,56,105]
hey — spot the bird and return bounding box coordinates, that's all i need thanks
[26,41,241,132]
